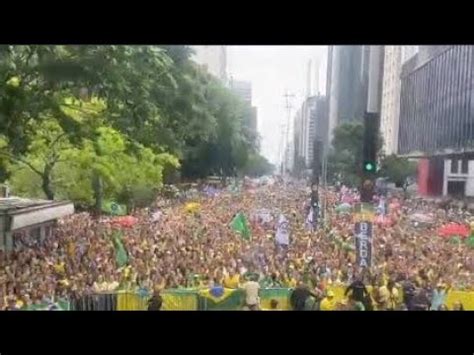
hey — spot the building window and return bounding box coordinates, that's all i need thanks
[462,159,469,174]
[451,159,459,173]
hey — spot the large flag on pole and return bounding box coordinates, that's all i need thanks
[230,212,251,241]
[111,230,128,267]
[276,214,290,245]
[102,200,127,216]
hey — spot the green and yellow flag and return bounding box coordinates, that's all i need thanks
[466,235,474,248]
[111,230,128,267]
[230,212,251,240]
[198,288,244,310]
[102,201,127,216]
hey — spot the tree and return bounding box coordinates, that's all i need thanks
[379,154,417,190]
[60,126,178,212]
[180,76,253,181]
[0,119,72,200]
[0,46,84,156]
[327,122,382,187]
[242,153,274,177]
[0,45,255,209]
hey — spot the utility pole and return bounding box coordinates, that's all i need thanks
[354,45,383,270]
[283,91,295,177]
[321,146,328,227]
[278,121,285,175]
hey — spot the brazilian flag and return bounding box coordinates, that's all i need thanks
[449,236,462,245]
[161,289,199,310]
[111,230,128,267]
[230,212,251,241]
[102,200,127,216]
[198,287,245,310]
[260,288,291,310]
[466,235,474,248]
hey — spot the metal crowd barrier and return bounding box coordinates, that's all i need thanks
[21,286,474,310]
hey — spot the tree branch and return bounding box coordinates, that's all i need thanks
[49,132,68,149]
[0,151,44,177]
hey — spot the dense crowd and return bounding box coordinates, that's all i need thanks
[1,179,473,310]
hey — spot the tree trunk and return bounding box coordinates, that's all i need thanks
[92,170,103,215]
[41,164,55,200]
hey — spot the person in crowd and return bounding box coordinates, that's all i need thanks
[452,301,465,311]
[386,280,399,311]
[430,282,450,311]
[402,278,417,310]
[4,296,19,311]
[411,286,431,311]
[147,288,163,311]
[346,297,365,311]
[223,269,240,289]
[269,299,279,310]
[290,282,315,311]
[345,276,369,306]
[1,181,473,311]
[319,290,336,311]
[242,274,260,311]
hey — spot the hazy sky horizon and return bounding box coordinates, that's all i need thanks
[227,46,327,165]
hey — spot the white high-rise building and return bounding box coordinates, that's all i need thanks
[191,46,227,82]
[380,46,402,155]
[401,45,419,64]
[380,46,420,155]
[230,80,252,105]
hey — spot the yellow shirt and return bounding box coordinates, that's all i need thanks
[68,242,76,257]
[375,286,390,309]
[54,262,65,274]
[388,288,399,309]
[284,278,297,288]
[223,274,240,289]
[320,297,336,311]
[59,279,70,287]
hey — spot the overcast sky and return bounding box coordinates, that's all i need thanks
[227,46,327,165]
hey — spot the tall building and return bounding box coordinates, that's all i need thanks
[230,79,259,151]
[381,46,420,155]
[230,80,252,105]
[191,46,227,82]
[401,46,419,64]
[325,46,372,146]
[293,108,303,162]
[398,45,474,197]
[293,95,327,174]
[250,107,258,133]
[380,46,402,155]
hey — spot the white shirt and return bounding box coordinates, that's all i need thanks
[243,281,260,306]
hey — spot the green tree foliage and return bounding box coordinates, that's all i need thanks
[327,122,364,186]
[379,154,417,189]
[0,119,73,199]
[0,45,258,210]
[242,153,274,177]
[327,122,382,187]
[327,121,385,187]
[180,77,255,180]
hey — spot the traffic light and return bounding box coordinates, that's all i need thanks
[363,160,377,173]
[362,112,379,174]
